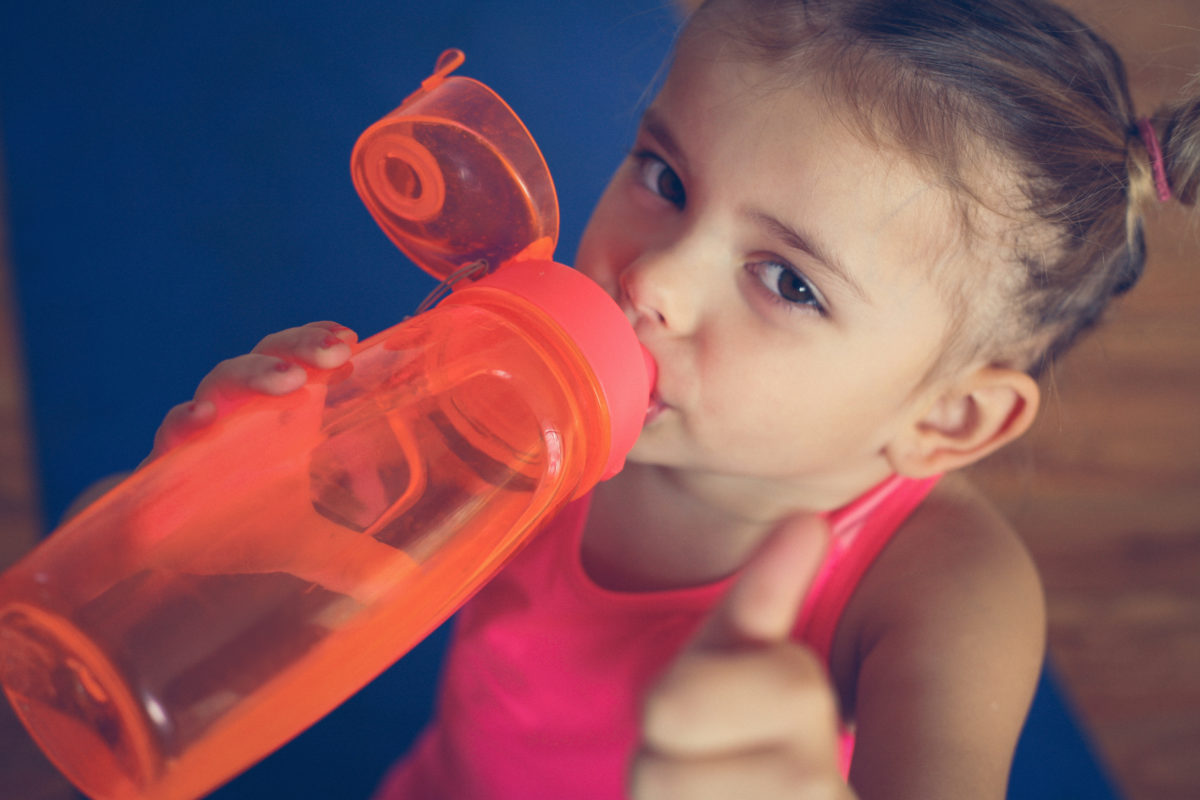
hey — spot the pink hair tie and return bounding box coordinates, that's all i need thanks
[1137,117,1173,203]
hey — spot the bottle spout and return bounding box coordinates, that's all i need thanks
[641,345,658,407]
[640,344,661,427]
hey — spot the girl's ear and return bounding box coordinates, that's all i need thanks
[885,366,1041,478]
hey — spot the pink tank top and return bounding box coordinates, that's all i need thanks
[374,473,939,799]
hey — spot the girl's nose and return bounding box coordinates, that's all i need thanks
[618,247,699,334]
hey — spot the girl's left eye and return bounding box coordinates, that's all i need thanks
[632,151,686,208]
[749,260,826,314]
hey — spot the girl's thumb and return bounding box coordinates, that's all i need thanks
[694,514,829,649]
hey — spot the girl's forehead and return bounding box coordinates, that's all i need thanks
[660,33,892,163]
[658,47,967,262]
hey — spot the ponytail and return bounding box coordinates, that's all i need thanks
[1156,89,1200,206]
[1117,88,1199,302]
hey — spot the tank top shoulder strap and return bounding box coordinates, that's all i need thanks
[793,474,941,662]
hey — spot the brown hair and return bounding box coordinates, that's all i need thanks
[690,0,1200,373]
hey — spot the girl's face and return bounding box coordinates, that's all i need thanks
[575,38,981,507]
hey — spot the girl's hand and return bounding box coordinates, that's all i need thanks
[147,321,357,461]
[62,322,357,523]
[631,515,856,800]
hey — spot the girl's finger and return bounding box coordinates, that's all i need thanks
[252,321,358,369]
[695,514,829,649]
[632,745,845,800]
[193,353,309,411]
[147,398,218,461]
[640,643,838,756]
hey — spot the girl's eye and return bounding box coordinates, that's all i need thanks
[750,260,827,314]
[633,151,686,208]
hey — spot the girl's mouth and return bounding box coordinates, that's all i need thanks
[645,390,667,425]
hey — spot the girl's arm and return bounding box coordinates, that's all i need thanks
[839,475,1046,799]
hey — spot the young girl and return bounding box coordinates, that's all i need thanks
[142,0,1200,797]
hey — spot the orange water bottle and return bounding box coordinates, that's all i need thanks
[0,50,653,800]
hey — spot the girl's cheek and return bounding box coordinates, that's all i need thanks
[578,209,625,267]
[577,249,622,300]
[573,225,615,289]
[577,183,654,292]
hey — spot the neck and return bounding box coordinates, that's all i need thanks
[581,462,887,591]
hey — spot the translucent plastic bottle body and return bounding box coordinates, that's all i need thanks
[0,286,615,800]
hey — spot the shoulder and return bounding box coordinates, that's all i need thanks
[843,473,1045,651]
[830,474,1046,797]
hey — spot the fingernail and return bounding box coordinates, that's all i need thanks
[319,334,342,349]
[275,360,295,372]
[329,325,357,344]
[187,399,214,417]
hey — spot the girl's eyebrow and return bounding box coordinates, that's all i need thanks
[746,209,870,305]
[639,109,690,175]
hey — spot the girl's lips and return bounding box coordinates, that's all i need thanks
[645,390,667,425]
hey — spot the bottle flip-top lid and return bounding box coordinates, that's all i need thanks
[351,50,559,285]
